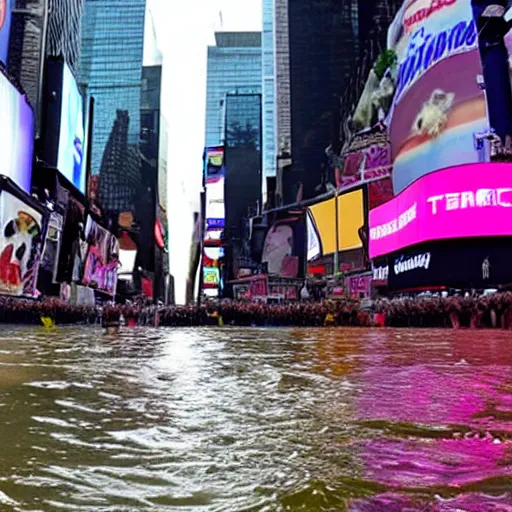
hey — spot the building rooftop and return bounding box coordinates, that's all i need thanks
[214,32,262,48]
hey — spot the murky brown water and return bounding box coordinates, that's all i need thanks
[0,327,510,511]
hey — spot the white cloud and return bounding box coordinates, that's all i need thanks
[148,0,262,303]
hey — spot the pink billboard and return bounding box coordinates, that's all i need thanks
[369,163,512,258]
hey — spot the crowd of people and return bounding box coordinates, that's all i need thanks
[2,293,512,329]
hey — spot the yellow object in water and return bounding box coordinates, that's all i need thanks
[324,313,335,327]
[41,317,55,329]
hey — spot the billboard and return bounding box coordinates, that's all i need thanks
[0,71,35,194]
[204,146,225,234]
[57,64,85,193]
[0,0,12,65]
[307,188,365,259]
[0,185,45,298]
[369,162,512,259]
[387,0,487,194]
[82,216,119,296]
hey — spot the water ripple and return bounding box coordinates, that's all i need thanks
[0,326,509,510]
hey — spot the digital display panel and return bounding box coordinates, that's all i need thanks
[57,64,85,193]
[369,163,512,258]
[0,71,35,193]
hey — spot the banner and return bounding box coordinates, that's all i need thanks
[0,186,44,297]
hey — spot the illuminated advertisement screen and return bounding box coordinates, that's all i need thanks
[0,71,34,194]
[0,0,12,65]
[307,188,364,259]
[57,64,85,193]
[203,267,220,288]
[369,163,512,259]
[387,0,489,194]
[204,146,225,234]
[0,187,44,298]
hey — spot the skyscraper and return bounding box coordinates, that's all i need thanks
[286,0,360,201]
[224,93,262,281]
[79,0,146,215]
[261,0,276,205]
[205,32,262,148]
[8,0,84,123]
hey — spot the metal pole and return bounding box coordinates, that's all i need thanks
[334,187,339,277]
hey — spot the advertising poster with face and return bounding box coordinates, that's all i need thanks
[82,216,119,296]
[0,189,44,297]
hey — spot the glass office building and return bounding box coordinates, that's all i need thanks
[224,93,262,281]
[262,0,276,203]
[205,32,262,148]
[79,0,146,214]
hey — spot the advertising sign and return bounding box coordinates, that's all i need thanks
[0,71,35,194]
[57,64,85,193]
[0,187,44,298]
[388,0,488,194]
[82,216,119,296]
[0,0,12,65]
[345,274,372,298]
[307,188,365,258]
[369,162,512,258]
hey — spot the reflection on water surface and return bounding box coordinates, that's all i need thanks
[0,326,510,511]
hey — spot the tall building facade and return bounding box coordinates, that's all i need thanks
[224,92,262,282]
[79,0,146,215]
[261,0,276,205]
[286,0,360,202]
[8,0,84,122]
[205,31,262,148]
[276,0,402,203]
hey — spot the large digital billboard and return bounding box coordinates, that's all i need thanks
[388,0,488,194]
[369,162,512,258]
[0,71,34,194]
[57,64,85,193]
[307,188,365,259]
[0,0,12,65]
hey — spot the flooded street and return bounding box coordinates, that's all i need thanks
[0,327,510,511]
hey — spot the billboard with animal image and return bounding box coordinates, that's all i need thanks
[351,0,512,196]
[388,0,489,194]
[0,184,45,298]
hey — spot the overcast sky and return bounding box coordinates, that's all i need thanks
[149,0,262,303]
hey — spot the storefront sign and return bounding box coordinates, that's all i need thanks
[372,264,389,282]
[386,239,512,290]
[394,252,431,274]
[346,274,372,298]
[369,163,512,258]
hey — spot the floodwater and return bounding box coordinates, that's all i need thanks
[0,327,510,511]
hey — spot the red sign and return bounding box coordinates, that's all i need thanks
[250,277,268,297]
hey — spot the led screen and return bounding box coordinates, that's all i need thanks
[307,188,364,256]
[0,71,34,193]
[0,189,43,297]
[57,64,85,193]
[386,0,488,194]
[0,0,12,65]
[369,163,512,259]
